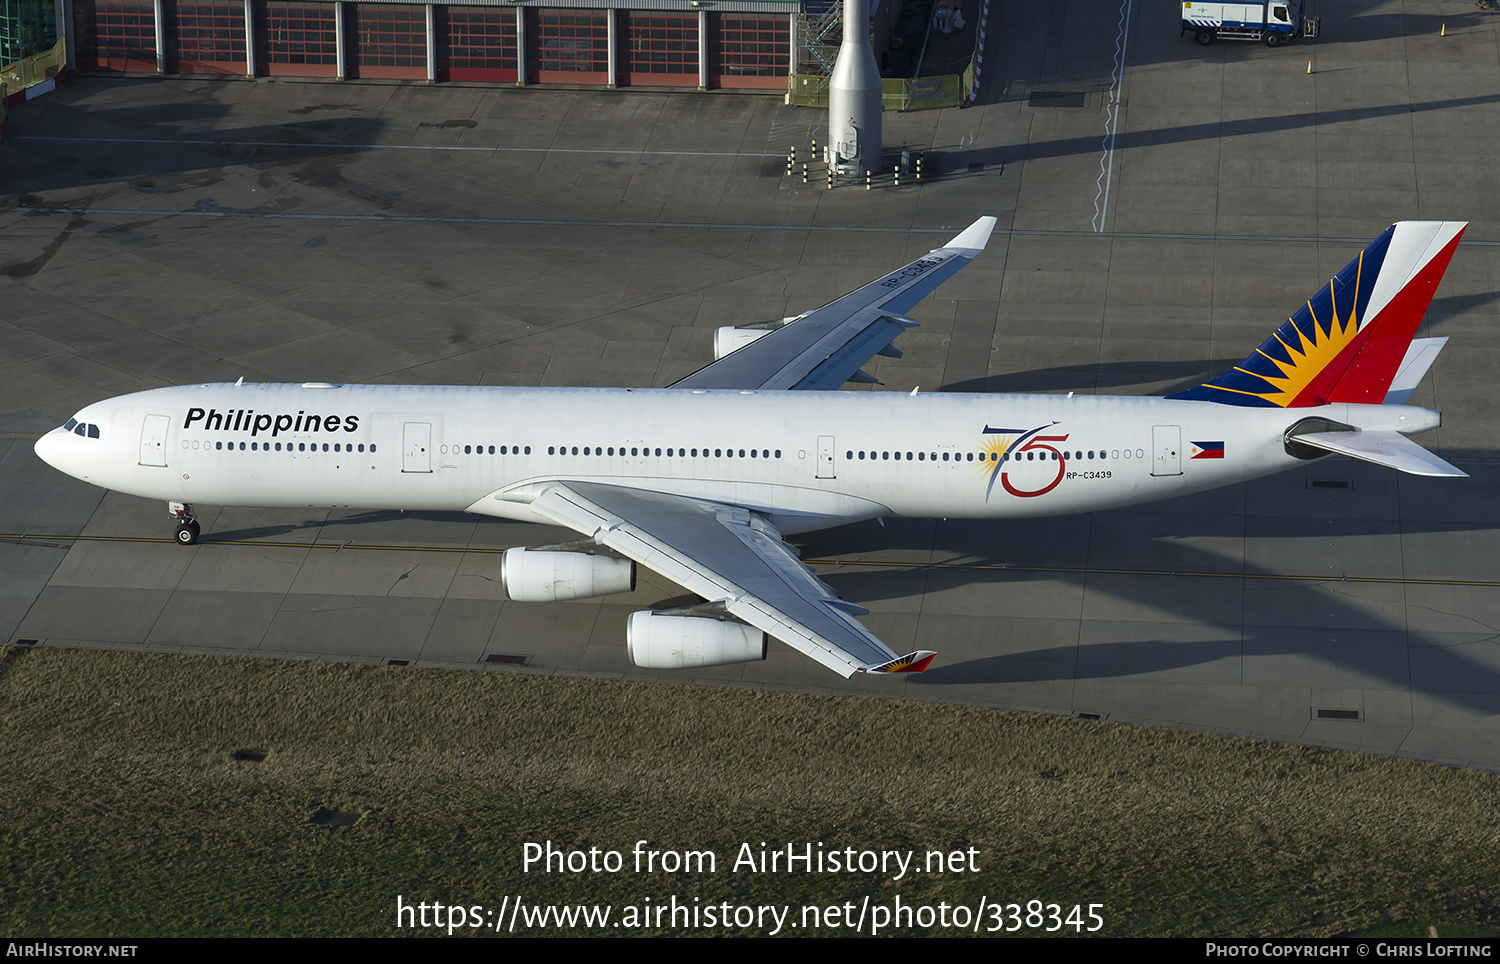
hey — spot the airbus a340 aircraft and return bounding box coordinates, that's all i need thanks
[35,217,1468,678]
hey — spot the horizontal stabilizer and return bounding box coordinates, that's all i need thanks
[1294,430,1467,478]
[1383,337,1448,405]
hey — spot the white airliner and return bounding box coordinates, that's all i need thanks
[34,217,1468,678]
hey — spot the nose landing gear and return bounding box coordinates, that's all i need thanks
[170,502,200,545]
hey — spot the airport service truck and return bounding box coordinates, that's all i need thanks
[1181,0,1319,46]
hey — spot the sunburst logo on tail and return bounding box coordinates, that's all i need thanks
[1230,254,1367,406]
[1169,226,1393,408]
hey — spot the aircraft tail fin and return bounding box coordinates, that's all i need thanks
[1169,222,1466,407]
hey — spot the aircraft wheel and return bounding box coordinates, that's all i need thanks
[1263,31,1282,47]
[1195,29,1215,45]
[174,521,200,545]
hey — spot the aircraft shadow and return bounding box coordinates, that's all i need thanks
[798,503,1500,714]
[932,92,1500,173]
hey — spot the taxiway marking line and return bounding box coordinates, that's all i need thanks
[11,207,1500,245]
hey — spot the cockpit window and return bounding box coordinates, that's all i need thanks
[63,418,100,439]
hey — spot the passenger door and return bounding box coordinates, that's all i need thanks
[139,414,169,467]
[403,422,432,473]
[1151,425,1182,477]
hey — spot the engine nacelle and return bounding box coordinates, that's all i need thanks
[501,548,635,602]
[713,326,774,360]
[626,612,768,670]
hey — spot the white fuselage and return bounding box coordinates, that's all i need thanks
[36,382,1441,535]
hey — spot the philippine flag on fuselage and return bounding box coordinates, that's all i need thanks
[1190,441,1225,460]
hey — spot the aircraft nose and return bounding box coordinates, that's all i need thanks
[34,429,68,474]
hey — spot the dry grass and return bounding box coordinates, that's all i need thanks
[1,644,1497,936]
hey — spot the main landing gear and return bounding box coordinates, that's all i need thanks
[170,502,200,545]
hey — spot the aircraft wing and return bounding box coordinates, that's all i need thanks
[670,217,998,391]
[490,481,934,678]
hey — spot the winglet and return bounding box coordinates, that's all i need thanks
[867,650,937,673]
[940,216,998,257]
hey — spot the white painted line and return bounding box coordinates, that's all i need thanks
[14,206,1496,245]
[1092,0,1133,233]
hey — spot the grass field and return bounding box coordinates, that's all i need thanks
[1,643,1497,937]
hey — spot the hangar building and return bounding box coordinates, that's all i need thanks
[66,0,797,89]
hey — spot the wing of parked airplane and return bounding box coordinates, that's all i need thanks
[472,223,999,675]
[480,481,934,678]
[671,216,997,391]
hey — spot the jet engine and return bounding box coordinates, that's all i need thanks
[626,612,768,669]
[713,327,773,360]
[712,317,802,360]
[500,547,635,602]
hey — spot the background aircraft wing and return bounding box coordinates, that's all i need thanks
[502,481,934,677]
[670,217,997,391]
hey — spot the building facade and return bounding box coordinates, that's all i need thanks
[67,0,797,89]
